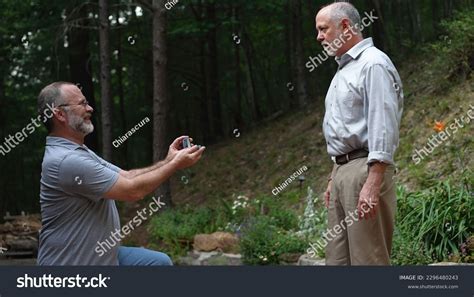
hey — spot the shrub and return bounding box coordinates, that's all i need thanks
[148,190,320,263]
[392,178,473,264]
[391,229,434,265]
[422,10,474,92]
[220,194,300,233]
[239,216,306,265]
[148,206,221,257]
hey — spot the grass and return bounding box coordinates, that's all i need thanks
[392,177,473,264]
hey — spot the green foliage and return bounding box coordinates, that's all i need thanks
[295,187,327,258]
[297,187,327,239]
[392,178,474,265]
[269,205,299,231]
[422,9,474,92]
[237,188,326,264]
[239,216,306,265]
[147,190,315,264]
[239,216,280,265]
[391,229,434,265]
[148,206,221,258]
[221,194,300,233]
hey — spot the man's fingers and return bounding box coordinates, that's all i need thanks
[184,145,200,153]
[189,146,205,158]
[370,206,377,219]
[358,209,363,219]
[171,135,188,149]
[367,210,373,220]
[358,200,369,220]
[324,191,330,208]
[364,203,377,220]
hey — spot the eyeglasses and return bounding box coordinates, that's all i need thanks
[58,100,90,108]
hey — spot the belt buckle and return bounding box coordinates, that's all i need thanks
[345,154,350,163]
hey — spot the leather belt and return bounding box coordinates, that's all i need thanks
[334,149,369,165]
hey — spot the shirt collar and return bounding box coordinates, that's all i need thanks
[335,37,374,67]
[46,136,86,151]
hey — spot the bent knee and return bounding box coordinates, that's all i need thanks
[151,252,173,266]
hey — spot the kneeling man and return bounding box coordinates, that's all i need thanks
[37,82,205,265]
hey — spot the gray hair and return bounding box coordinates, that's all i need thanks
[37,81,72,132]
[322,2,362,34]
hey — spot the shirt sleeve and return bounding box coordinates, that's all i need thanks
[364,63,401,165]
[58,153,120,202]
[89,149,122,173]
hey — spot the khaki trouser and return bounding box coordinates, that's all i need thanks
[325,157,396,265]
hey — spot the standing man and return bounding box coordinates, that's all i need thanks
[316,3,403,265]
[37,82,205,265]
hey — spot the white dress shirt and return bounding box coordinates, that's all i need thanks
[322,38,404,164]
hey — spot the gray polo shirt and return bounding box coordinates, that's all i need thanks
[322,38,404,164]
[38,136,121,265]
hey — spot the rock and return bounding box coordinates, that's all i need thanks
[0,222,13,234]
[203,253,242,266]
[193,234,219,252]
[278,253,302,264]
[9,239,37,251]
[12,218,42,234]
[429,262,474,266]
[193,232,239,253]
[4,234,17,244]
[212,232,240,253]
[0,214,41,257]
[177,250,242,266]
[297,254,326,266]
[467,236,474,251]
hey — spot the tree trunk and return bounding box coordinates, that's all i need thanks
[99,0,113,160]
[190,0,212,143]
[200,32,211,143]
[432,0,440,33]
[67,3,98,151]
[205,0,222,141]
[241,27,259,121]
[285,0,295,111]
[152,0,171,207]
[0,71,6,215]
[443,0,453,18]
[369,0,387,51]
[232,5,243,129]
[408,0,422,43]
[291,0,309,108]
[116,13,128,168]
[308,0,316,20]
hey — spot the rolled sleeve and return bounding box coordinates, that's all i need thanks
[365,64,400,165]
[58,154,119,201]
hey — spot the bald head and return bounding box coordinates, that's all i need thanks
[315,2,364,57]
[317,2,362,35]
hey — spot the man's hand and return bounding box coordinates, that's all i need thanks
[357,162,387,220]
[107,136,204,201]
[165,136,194,163]
[324,179,332,208]
[171,145,205,170]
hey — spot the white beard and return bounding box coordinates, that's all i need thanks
[67,112,94,135]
